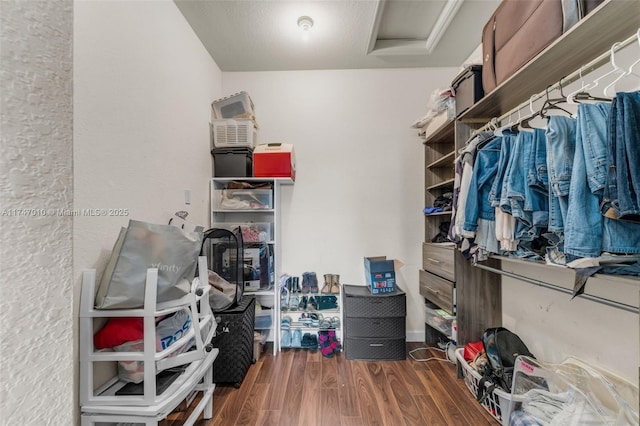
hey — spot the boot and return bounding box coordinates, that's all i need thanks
[318,330,334,358]
[292,276,301,293]
[321,274,332,294]
[327,329,342,352]
[330,274,340,294]
[301,273,310,294]
[309,272,319,293]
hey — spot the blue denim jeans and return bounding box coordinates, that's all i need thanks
[520,129,549,230]
[603,91,640,222]
[463,137,501,233]
[490,131,516,210]
[504,131,527,222]
[545,115,577,233]
[565,102,640,258]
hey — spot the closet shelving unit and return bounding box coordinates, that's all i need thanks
[442,0,640,344]
[421,117,458,343]
[210,177,294,355]
[80,257,218,425]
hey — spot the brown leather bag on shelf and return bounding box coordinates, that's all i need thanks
[482,0,605,94]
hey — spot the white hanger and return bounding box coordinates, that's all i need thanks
[494,113,513,137]
[567,65,590,105]
[520,95,548,130]
[603,29,640,97]
[567,42,624,105]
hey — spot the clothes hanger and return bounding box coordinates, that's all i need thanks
[603,29,640,97]
[540,83,575,117]
[567,42,624,104]
[519,95,547,130]
[494,112,515,137]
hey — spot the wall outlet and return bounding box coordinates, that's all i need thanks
[184,189,191,205]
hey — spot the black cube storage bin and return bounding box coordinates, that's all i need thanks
[451,65,483,117]
[212,147,253,177]
[211,296,255,387]
[342,284,406,361]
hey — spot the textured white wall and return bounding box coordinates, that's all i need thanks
[0,1,74,425]
[223,68,458,340]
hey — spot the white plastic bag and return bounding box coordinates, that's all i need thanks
[113,308,194,383]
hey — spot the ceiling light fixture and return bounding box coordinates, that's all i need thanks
[297,16,314,40]
[424,0,465,53]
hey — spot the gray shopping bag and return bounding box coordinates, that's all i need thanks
[95,220,203,309]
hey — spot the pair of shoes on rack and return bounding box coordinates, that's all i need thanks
[288,276,301,293]
[289,295,300,311]
[281,316,292,330]
[302,272,319,293]
[291,329,302,348]
[318,329,341,358]
[282,329,291,347]
[321,274,341,294]
[298,295,308,310]
[301,333,318,350]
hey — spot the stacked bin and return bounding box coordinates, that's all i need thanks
[210,92,258,178]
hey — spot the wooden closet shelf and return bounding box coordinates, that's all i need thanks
[459,0,640,122]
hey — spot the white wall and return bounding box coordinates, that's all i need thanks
[0,1,74,425]
[502,264,639,383]
[73,0,221,420]
[223,68,458,340]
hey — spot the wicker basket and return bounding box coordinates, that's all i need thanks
[455,348,513,425]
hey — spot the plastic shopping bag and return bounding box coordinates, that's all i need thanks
[95,220,203,309]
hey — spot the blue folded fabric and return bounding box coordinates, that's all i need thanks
[424,207,444,215]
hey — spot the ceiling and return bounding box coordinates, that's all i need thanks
[174,0,501,72]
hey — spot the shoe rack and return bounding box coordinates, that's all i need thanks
[279,272,343,356]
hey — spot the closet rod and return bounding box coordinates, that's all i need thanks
[473,29,640,135]
[472,262,639,314]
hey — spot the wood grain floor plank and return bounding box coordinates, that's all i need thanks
[382,362,427,426]
[277,349,308,426]
[335,351,360,417]
[351,361,385,426]
[254,409,281,426]
[206,360,262,426]
[319,387,341,425]
[234,382,269,426]
[364,361,406,426]
[411,394,449,426]
[262,348,294,410]
[320,352,338,389]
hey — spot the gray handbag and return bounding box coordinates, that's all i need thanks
[95,220,203,309]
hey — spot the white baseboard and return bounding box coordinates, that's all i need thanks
[406,330,424,342]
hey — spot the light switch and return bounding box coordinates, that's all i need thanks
[184,189,191,205]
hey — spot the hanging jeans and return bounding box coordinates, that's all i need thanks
[603,91,640,223]
[564,102,640,259]
[545,115,577,233]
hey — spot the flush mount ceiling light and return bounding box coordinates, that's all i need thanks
[297,15,314,32]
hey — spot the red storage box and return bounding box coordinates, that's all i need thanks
[253,143,296,181]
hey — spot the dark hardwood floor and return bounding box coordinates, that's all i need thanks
[169,342,498,426]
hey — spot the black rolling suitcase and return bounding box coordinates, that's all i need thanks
[211,295,256,387]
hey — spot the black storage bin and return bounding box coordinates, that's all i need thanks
[451,65,484,117]
[212,147,253,178]
[342,285,406,361]
[211,296,255,387]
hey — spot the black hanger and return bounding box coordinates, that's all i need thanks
[539,82,574,118]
